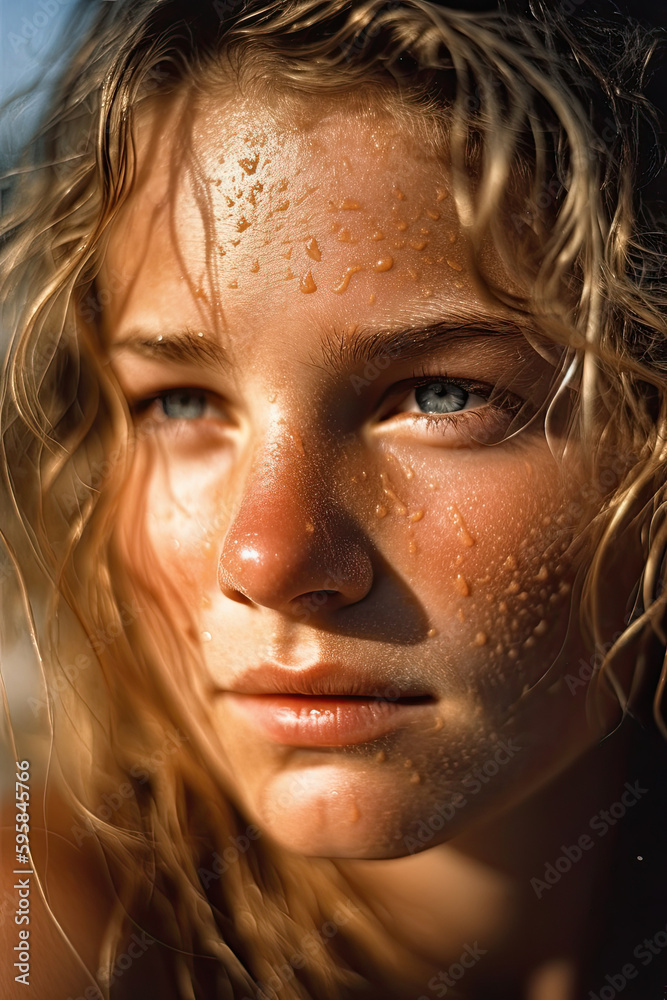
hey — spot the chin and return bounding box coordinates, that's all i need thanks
[245,764,461,859]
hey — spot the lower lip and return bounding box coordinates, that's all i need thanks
[225,694,435,747]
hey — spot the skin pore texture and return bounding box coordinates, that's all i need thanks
[97,87,636,994]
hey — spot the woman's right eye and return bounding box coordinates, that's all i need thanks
[134,389,229,423]
[159,389,208,420]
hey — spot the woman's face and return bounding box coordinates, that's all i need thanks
[101,89,607,858]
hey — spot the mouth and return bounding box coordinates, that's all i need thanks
[223,692,437,747]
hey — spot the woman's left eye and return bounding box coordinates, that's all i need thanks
[378,372,523,445]
[397,380,488,416]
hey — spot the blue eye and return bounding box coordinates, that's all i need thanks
[159,390,208,419]
[414,381,470,414]
[397,378,488,418]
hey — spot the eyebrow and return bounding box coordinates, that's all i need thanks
[108,316,529,375]
[109,328,231,371]
[316,316,528,375]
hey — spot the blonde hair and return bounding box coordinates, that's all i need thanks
[1,1,666,996]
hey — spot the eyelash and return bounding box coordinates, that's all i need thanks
[384,365,522,439]
[133,368,523,443]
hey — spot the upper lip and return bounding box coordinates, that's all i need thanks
[226,662,434,700]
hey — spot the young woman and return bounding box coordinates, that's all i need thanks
[1,1,666,998]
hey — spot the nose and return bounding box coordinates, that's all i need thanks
[217,440,373,616]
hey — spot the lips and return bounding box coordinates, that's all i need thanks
[221,662,437,747]
[227,661,434,700]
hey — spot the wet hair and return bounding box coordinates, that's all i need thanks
[1,1,666,996]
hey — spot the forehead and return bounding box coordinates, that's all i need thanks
[102,89,516,350]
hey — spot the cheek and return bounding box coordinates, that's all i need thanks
[117,442,226,603]
[367,446,580,704]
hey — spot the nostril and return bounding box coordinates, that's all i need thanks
[291,589,341,617]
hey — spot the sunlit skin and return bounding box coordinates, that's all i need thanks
[98,88,637,990]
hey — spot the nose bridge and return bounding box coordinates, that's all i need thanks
[217,425,372,613]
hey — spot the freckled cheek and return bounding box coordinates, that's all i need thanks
[369,457,578,692]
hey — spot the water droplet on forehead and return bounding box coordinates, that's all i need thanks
[201,631,212,642]
[332,265,363,294]
[305,237,321,261]
[300,270,317,294]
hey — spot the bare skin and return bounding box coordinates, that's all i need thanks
[2,87,642,999]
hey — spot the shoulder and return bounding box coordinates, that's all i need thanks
[0,779,114,1000]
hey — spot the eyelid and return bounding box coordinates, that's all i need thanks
[130,386,230,422]
[378,369,498,415]
[375,369,529,447]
